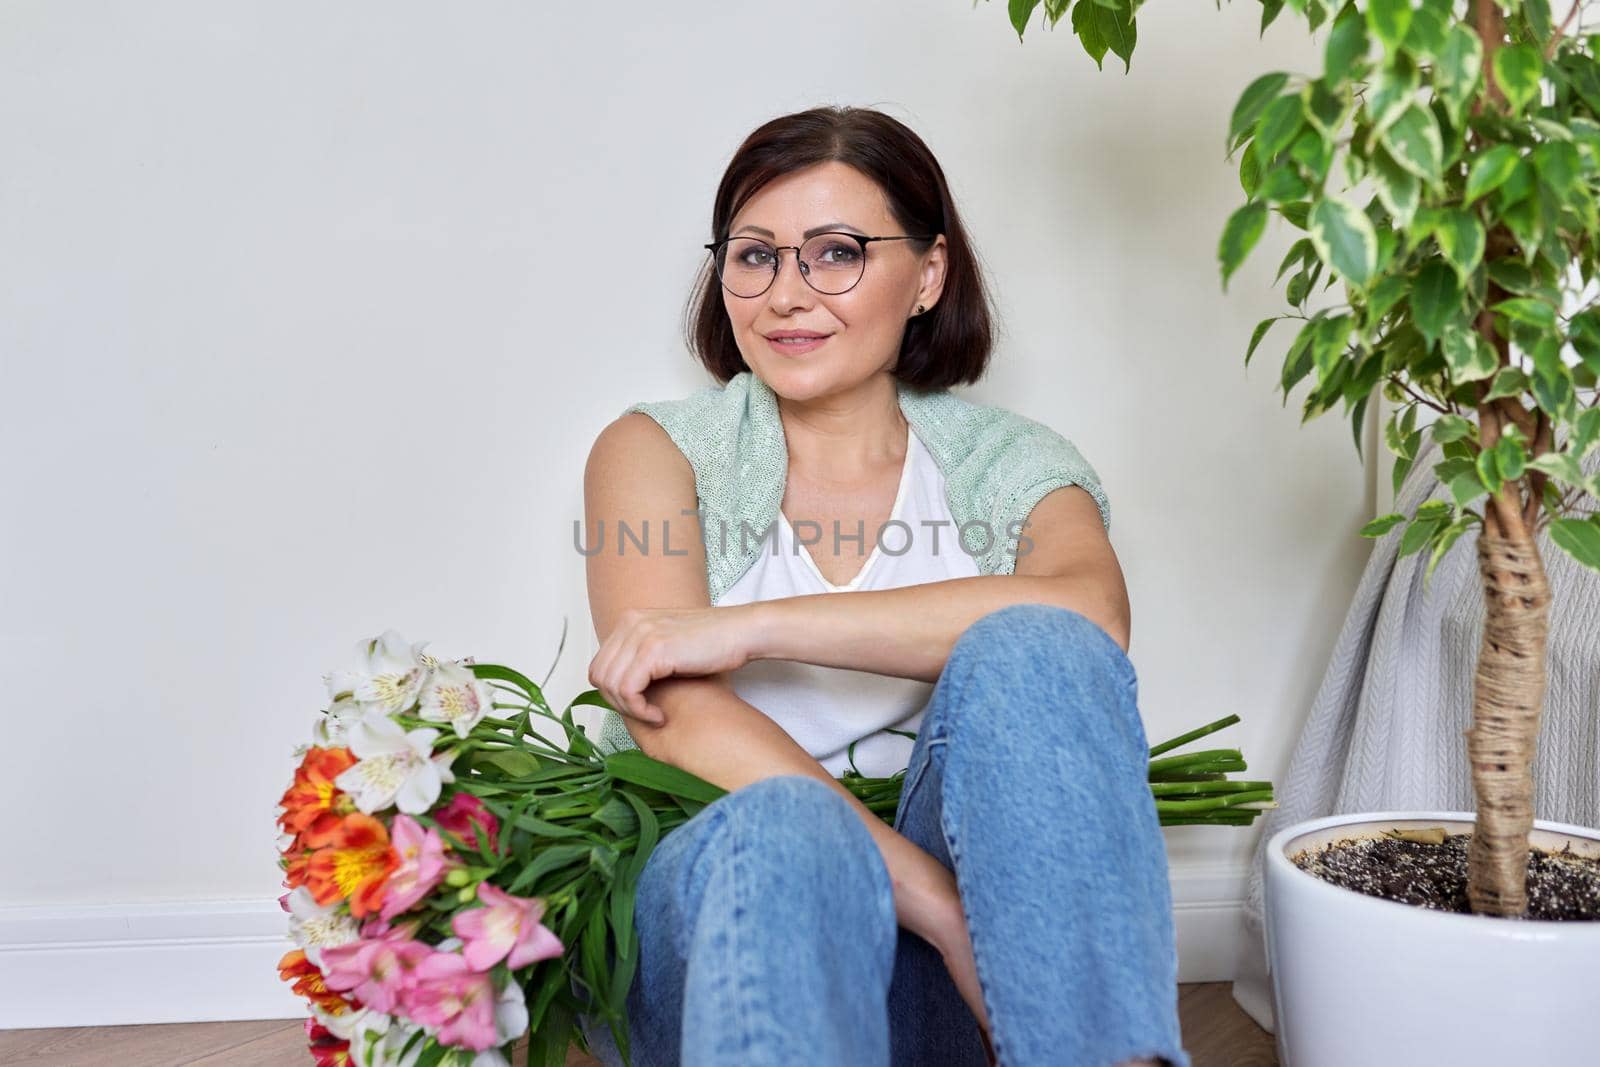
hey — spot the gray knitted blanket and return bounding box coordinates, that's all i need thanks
[1231,435,1600,1031]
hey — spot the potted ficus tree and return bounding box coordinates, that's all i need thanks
[998,0,1600,1061]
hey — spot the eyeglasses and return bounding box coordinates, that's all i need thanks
[703,231,935,298]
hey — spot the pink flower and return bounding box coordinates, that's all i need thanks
[451,882,564,972]
[319,936,431,1015]
[406,952,499,1051]
[359,913,424,941]
[434,793,499,853]
[379,815,447,920]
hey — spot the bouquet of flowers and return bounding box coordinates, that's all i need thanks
[275,630,1272,1067]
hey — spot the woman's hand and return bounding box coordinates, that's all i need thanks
[908,870,992,1062]
[588,605,757,724]
[934,902,992,1062]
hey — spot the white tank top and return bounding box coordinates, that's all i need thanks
[714,423,982,777]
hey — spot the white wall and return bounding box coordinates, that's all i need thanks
[0,0,1374,1016]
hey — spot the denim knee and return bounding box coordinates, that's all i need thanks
[709,775,896,920]
[940,603,1143,764]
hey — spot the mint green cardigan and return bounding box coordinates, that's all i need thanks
[594,369,1110,758]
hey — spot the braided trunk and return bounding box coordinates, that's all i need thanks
[1465,526,1552,916]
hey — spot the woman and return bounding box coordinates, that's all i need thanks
[577,106,1187,1067]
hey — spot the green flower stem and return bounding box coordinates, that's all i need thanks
[1149,779,1274,796]
[1147,713,1242,758]
[1154,789,1275,813]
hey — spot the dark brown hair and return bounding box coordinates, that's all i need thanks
[686,106,994,390]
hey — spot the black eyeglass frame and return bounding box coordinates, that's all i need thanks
[702,231,938,298]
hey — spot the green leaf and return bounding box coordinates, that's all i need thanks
[1495,435,1527,480]
[1527,451,1586,486]
[1360,512,1407,536]
[1239,139,1262,197]
[1325,11,1370,84]
[1093,0,1137,73]
[1308,196,1378,288]
[1434,208,1485,285]
[1492,43,1543,114]
[1261,0,1286,35]
[1364,272,1409,325]
[507,842,592,894]
[1429,413,1476,443]
[1291,126,1334,182]
[1485,258,1535,294]
[1411,260,1462,347]
[1433,27,1483,123]
[1424,515,1474,585]
[1256,93,1306,158]
[1281,319,1317,395]
[1576,407,1600,455]
[1402,0,1450,59]
[1009,0,1043,39]
[1532,140,1580,196]
[1071,0,1110,70]
[1448,467,1488,509]
[1275,237,1314,282]
[1492,297,1557,329]
[1477,442,1503,493]
[1550,516,1600,573]
[1231,72,1291,151]
[604,749,727,804]
[1368,57,1421,136]
[1399,514,1444,557]
[1483,365,1527,400]
[1258,164,1309,201]
[1569,309,1600,376]
[1383,103,1443,182]
[1366,0,1412,53]
[1371,147,1420,228]
[1440,323,1499,383]
[1278,200,1312,229]
[1524,0,1554,41]
[1465,145,1520,204]
[1312,313,1354,378]
[1246,316,1281,366]
[1219,201,1269,289]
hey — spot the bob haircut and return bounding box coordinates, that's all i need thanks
[687,106,994,390]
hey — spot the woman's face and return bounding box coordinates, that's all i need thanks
[720,161,947,400]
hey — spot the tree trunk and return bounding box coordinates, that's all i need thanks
[1465,524,1552,916]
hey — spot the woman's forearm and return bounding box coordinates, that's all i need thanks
[626,675,961,946]
[743,572,1128,682]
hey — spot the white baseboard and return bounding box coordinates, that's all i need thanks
[1169,863,1251,983]
[0,862,1249,1029]
[0,899,302,1029]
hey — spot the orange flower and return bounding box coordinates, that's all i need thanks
[279,747,358,846]
[277,949,355,1016]
[282,843,315,890]
[306,813,397,917]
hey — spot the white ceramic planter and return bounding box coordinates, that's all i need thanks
[1263,810,1600,1066]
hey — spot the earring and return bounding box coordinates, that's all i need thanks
[916,304,926,314]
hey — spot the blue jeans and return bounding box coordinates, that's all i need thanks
[575,603,1190,1067]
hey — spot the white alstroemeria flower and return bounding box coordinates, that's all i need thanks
[313,695,366,747]
[493,978,529,1045]
[323,630,433,716]
[335,710,456,815]
[350,1019,422,1067]
[285,886,360,966]
[316,1003,393,1044]
[417,661,494,738]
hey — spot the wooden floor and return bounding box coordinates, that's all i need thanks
[0,982,1276,1065]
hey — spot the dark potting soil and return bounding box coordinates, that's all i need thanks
[1291,831,1600,921]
